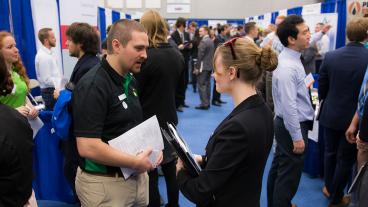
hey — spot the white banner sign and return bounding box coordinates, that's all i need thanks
[126,0,142,8]
[303,13,338,50]
[167,4,191,13]
[145,0,161,8]
[107,0,124,8]
[105,8,113,27]
[208,20,227,28]
[167,0,190,3]
[31,0,63,75]
[302,3,322,15]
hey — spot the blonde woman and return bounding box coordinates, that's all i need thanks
[176,38,278,206]
[137,10,185,207]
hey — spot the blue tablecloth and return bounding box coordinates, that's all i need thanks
[33,110,75,203]
[303,124,325,178]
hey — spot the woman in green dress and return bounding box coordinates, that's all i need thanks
[0,31,38,119]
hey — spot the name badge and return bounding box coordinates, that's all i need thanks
[118,93,128,109]
[304,73,315,88]
[118,94,127,101]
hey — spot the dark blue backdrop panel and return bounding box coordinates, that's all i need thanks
[10,0,37,81]
[98,7,106,42]
[0,0,10,31]
[33,111,75,203]
[258,15,264,20]
[321,1,336,13]
[287,6,303,16]
[271,12,279,24]
[126,14,132,19]
[112,10,120,23]
[336,0,346,48]
[227,19,245,26]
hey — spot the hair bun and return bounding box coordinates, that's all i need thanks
[259,46,278,72]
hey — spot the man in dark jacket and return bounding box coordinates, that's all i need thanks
[171,17,191,112]
[318,17,368,207]
[54,22,100,202]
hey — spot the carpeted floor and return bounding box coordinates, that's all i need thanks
[38,85,329,207]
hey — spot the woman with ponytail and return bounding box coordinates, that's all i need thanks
[176,38,278,207]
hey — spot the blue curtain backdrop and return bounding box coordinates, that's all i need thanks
[227,19,245,26]
[271,12,279,24]
[336,0,346,48]
[287,6,303,16]
[321,1,336,13]
[126,14,132,19]
[10,0,37,81]
[0,0,10,31]
[112,10,120,23]
[98,7,106,41]
[258,15,264,20]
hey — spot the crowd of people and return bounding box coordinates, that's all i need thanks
[1,8,368,207]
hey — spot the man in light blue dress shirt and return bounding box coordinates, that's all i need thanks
[267,15,318,207]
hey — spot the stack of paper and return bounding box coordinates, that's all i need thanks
[108,116,164,179]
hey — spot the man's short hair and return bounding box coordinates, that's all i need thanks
[190,21,198,28]
[175,17,187,28]
[218,25,225,34]
[277,15,305,47]
[66,22,99,55]
[38,28,52,44]
[346,17,368,42]
[316,22,324,27]
[201,26,210,34]
[107,19,146,54]
[244,22,257,35]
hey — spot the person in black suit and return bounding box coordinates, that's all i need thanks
[318,17,368,207]
[171,17,191,112]
[53,22,100,203]
[0,53,34,206]
[176,38,278,207]
[137,10,185,207]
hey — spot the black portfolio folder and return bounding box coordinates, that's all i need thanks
[161,123,201,176]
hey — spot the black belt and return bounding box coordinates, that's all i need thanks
[82,169,124,177]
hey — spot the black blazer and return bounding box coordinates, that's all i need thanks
[0,104,33,206]
[70,53,100,85]
[318,42,368,130]
[171,30,191,62]
[177,95,274,207]
[135,43,185,127]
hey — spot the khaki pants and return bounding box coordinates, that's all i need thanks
[75,167,149,207]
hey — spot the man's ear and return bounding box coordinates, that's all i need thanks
[111,39,121,53]
[287,36,296,46]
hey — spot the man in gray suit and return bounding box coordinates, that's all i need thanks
[194,26,215,110]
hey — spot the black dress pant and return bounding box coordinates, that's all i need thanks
[212,79,221,102]
[323,127,357,204]
[267,117,310,207]
[148,160,179,207]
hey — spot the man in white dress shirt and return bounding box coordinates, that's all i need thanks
[35,28,62,110]
[315,22,330,58]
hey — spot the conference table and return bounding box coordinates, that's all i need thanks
[33,110,75,203]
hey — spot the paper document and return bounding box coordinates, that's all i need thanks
[304,73,315,88]
[108,116,164,179]
[28,117,44,139]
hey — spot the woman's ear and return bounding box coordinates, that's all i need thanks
[228,66,238,80]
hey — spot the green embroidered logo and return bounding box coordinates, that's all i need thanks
[133,89,138,97]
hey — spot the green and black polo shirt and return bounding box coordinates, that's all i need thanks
[72,57,142,174]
